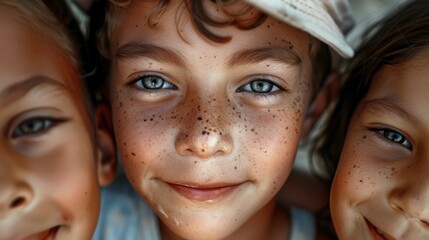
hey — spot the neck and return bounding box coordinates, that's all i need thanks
[160,199,290,240]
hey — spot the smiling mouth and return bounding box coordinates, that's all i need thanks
[22,226,59,240]
[168,183,242,202]
[365,218,395,240]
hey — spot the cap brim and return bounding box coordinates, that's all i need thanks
[245,0,354,58]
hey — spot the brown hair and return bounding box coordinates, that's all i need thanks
[97,0,331,96]
[315,0,429,178]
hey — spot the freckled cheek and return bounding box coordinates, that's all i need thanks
[241,111,299,188]
[336,135,385,198]
[112,101,178,181]
[241,106,303,147]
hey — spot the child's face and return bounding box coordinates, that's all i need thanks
[109,1,313,239]
[0,8,101,240]
[331,46,429,239]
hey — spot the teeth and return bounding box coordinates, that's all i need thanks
[375,227,387,240]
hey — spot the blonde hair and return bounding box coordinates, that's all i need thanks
[0,0,95,133]
[0,0,79,71]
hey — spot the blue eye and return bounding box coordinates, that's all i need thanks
[12,118,55,138]
[376,128,412,150]
[237,80,281,93]
[132,75,176,90]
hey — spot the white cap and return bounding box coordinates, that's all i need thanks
[245,0,354,58]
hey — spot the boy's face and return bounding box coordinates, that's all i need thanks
[331,46,429,239]
[109,1,313,238]
[0,7,102,240]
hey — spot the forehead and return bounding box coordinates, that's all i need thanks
[363,46,429,126]
[111,0,311,59]
[368,46,429,99]
[0,5,81,97]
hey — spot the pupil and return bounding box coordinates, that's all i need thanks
[23,120,43,133]
[145,77,163,89]
[251,81,272,93]
[385,131,401,142]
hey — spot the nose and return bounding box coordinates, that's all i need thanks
[175,102,233,159]
[388,165,429,227]
[0,156,33,219]
[0,185,32,218]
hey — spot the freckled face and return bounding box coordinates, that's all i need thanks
[110,1,313,239]
[0,7,100,240]
[331,47,429,239]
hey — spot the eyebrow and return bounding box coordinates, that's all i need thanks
[116,42,302,68]
[361,98,420,125]
[116,42,186,67]
[227,46,302,67]
[0,76,68,107]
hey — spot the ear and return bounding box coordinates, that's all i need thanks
[301,72,340,138]
[94,102,117,186]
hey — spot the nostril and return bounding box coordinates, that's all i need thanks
[9,196,25,208]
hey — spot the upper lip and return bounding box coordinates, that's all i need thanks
[365,218,397,240]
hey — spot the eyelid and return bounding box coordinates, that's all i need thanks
[128,72,171,85]
[369,127,413,151]
[5,108,68,139]
[237,75,288,92]
[11,117,68,139]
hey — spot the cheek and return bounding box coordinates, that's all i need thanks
[34,140,100,226]
[332,131,385,205]
[111,93,178,182]
[239,105,304,192]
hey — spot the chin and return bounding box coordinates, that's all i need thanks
[161,214,241,240]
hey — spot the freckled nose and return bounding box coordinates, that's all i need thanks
[175,105,233,159]
[175,129,232,158]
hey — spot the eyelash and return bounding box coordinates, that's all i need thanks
[370,127,413,150]
[237,78,285,95]
[129,74,177,91]
[11,117,63,138]
[128,73,286,99]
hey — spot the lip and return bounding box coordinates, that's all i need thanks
[365,218,396,240]
[21,226,59,240]
[168,182,243,202]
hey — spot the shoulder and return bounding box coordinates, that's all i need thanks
[289,207,317,239]
[93,173,161,240]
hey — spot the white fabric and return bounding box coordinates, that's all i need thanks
[64,0,90,38]
[245,0,354,58]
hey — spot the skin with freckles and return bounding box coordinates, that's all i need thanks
[331,46,429,239]
[106,1,323,239]
[0,2,115,240]
[316,1,429,239]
